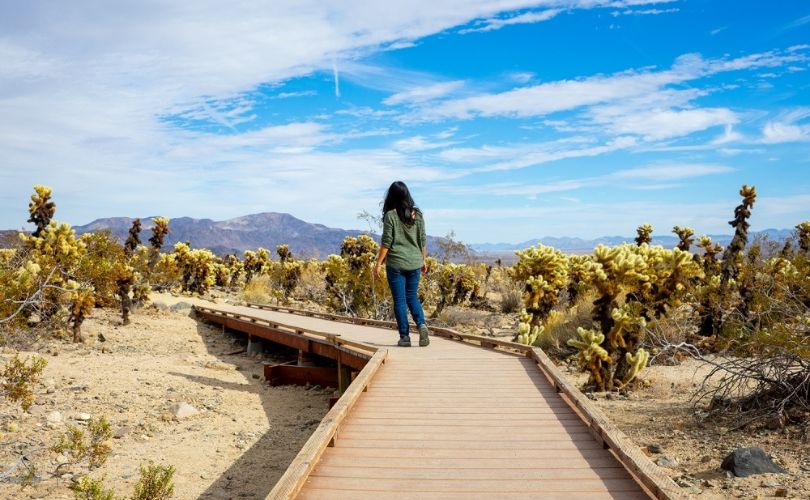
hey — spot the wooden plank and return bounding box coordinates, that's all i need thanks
[267,349,387,500]
[311,465,634,480]
[317,455,625,469]
[336,431,596,442]
[298,490,651,500]
[314,447,613,459]
[301,476,643,493]
[335,438,607,450]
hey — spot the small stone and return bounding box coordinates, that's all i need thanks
[169,402,199,420]
[761,480,780,488]
[648,443,663,454]
[75,413,91,421]
[656,456,679,468]
[46,411,62,424]
[113,426,131,439]
[721,447,786,477]
[702,479,716,488]
[98,333,106,342]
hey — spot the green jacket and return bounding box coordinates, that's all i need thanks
[381,209,426,271]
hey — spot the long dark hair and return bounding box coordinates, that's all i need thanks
[382,181,420,225]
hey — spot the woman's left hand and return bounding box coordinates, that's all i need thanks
[421,260,427,273]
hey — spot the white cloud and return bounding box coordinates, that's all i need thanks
[612,164,734,180]
[760,108,810,144]
[461,9,562,33]
[418,49,807,122]
[392,135,457,152]
[384,81,465,105]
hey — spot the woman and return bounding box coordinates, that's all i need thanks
[373,181,430,347]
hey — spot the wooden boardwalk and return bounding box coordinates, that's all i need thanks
[195,304,683,500]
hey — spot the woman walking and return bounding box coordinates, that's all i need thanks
[373,181,430,347]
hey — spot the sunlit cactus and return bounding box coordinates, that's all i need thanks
[621,348,650,387]
[697,235,723,275]
[567,327,610,388]
[148,217,169,250]
[672,225,695,252]
[173,243,216,294]
[509,245,568,340]
[566,254,592,304]
[27,185,56,238]
[69,287,95,342]
[115,264,136,325]
[124,219,142,258]
[276,244,292,263]
[243,248,271,282]
[516,309,544,345]
[433,262,480,317]
[635,224,653,246]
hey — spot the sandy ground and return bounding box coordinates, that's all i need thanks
[0,296,333,499]
[561,358,810,499]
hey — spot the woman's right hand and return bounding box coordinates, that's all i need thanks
[373,263,381,279]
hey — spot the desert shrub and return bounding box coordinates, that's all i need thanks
[51,416,112,468]
[1,354,47,410]
[132,462,175,500]
[295,259,326,303]
[70,475,116,500]
[499,285,522,314]
[241,275,272,304]
[538,299,594,354]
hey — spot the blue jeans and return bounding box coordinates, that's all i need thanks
[386,266,425,338]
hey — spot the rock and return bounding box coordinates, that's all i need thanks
[656,456,679,468]
[113,426,132,439]
[169,402,199,420]
[775,487,788,497]
[170,302,193,312]
[648,443,663,454]
[721,447,786,477]
[75,413,91,421]
[45,411,62,424]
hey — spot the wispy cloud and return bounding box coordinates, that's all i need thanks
[760,108,810,144]
[384,81,465,105]
[461,9,561,33]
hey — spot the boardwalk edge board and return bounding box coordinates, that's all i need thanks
[242,302,686,500]
[267,349,388,499]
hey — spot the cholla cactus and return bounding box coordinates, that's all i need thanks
[568,327,610,388]
[124,219,142,258]
[69,287,95,342]
[276,244,292,263]
[173,243,216,294]
[697,236,723,275]
[323,235,388,318]
[721,185,756,286]
[635,224,653,246]
[566,254,592,304]
[243,248,271,282]
[509,245,568,339]
[115,264,136,325]
[27,185,56,237]
[621,348,650,387]
[516,309,544,345]
[796,221,810,254]
[672,226,695,252]
[148,217,169,251]
[433,262,479,317]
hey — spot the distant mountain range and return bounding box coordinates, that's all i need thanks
[470,228,795,255]
[1,213,795,258]
[71,213,374,258]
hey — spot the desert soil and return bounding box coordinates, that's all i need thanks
[0,295,333,499]
[561,358,809,499]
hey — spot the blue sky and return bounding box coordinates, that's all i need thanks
[1,1,809,243]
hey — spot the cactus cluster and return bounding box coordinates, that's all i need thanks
[635,224,653,246]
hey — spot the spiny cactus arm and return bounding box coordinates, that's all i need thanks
[620,348,650,387]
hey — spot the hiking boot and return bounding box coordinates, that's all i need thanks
[397,336,411,347]
[418,324,430,346]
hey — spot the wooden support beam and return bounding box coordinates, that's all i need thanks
[264,364,339,388]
